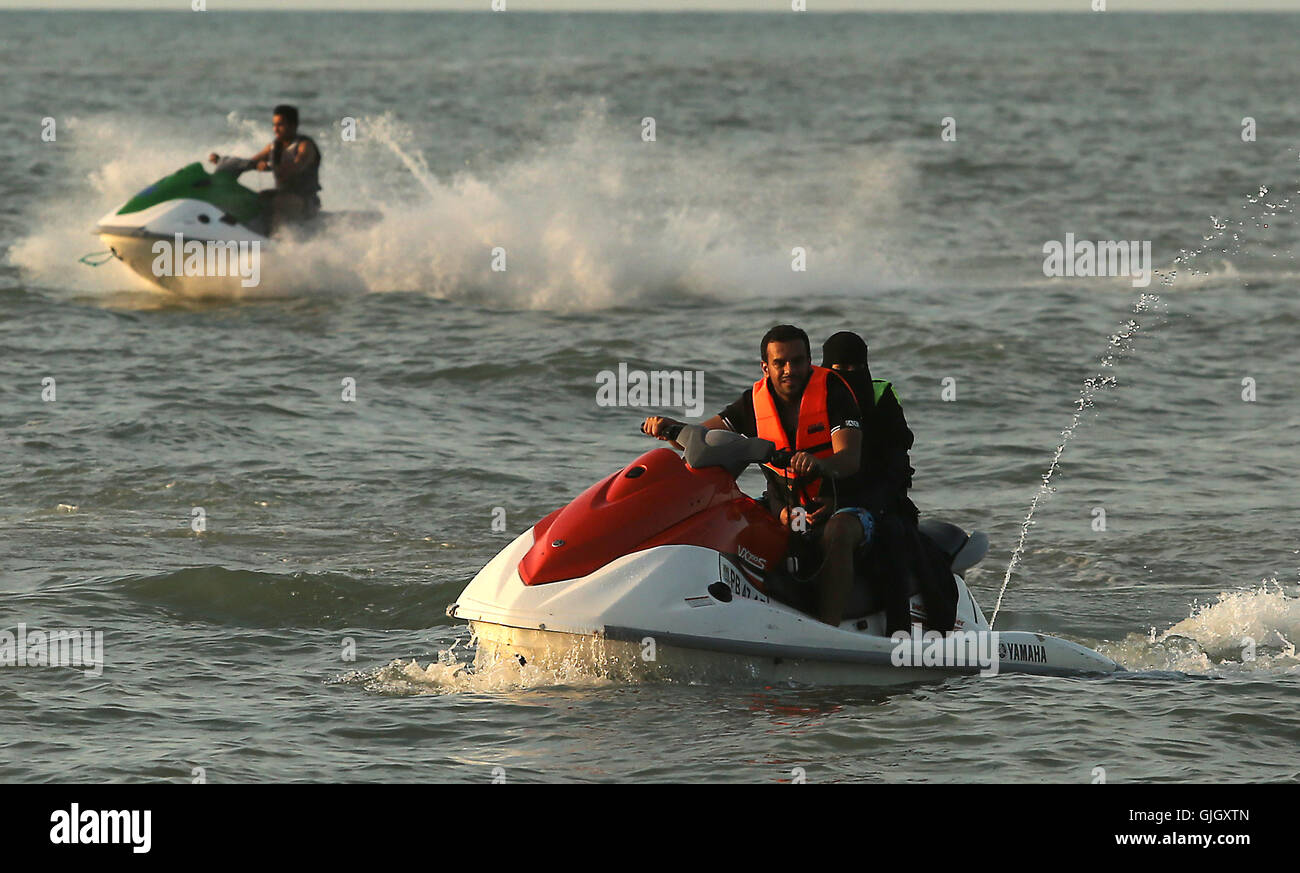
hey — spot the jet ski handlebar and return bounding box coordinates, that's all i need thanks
[653,424,792,476]
[212,155,256,177]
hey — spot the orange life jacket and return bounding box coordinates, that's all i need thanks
[753,365,846,503]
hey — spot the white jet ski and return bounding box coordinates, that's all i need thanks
[91,160,380,296]
[450,424,1122,685]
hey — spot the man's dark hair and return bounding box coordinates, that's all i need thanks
[272,104,299,127]
[759,324,811,363]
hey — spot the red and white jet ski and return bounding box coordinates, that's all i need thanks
[450,425,1121,685]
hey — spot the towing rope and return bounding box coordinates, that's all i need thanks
[78,249,118,266]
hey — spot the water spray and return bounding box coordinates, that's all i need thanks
[990,294,1160,628]
[992,160,1300,628]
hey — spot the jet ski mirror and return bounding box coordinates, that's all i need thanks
[677,424,777,477]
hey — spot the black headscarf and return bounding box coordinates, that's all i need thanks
[821,331,874,411]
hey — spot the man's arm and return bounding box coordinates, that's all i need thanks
[824,427,862,478]
[641,413,732,450]
[277,139,317,176]
[785,426,859,520]
[209,143,271,169]
[788,427,860,480]
[643,387,749,449]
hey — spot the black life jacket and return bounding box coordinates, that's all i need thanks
[272,135,321,198]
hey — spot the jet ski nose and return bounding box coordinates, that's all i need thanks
[518,447,735,587]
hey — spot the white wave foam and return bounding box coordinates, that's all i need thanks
[332,635,621,696]
[9,108,915,310]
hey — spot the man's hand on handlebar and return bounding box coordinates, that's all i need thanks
[641,416,682,440]
[787,451,822,480]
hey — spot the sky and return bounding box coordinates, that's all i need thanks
[2,0,1298,10]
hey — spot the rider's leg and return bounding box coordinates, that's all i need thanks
[269,192,307,234]
[815,512,865,625]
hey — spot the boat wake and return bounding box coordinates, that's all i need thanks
[1099,579,1300,677]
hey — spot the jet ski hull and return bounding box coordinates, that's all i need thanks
[452,529,1123,686]
[96,231,272,298]
[95,194,273,297]
[469,621,997,685]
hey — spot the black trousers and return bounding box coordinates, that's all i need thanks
[859,510,959,634]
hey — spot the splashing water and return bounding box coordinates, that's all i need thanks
[330,631,649,695]
[8,107,916,310]
[334,650,618,696]
[364,111,442,201]
[990,293,1161,628]
[1098,579,1300,675]
[1157,154,1298,286]
[992,154,1300,628]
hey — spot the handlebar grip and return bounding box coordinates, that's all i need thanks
[661,423,684,442]
[770,448,793,468]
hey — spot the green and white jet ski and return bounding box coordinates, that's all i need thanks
[92,161,380,296]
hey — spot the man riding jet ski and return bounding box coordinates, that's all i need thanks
[208,103,321,234]
[90,104,380,295]
[642,324,956,631]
